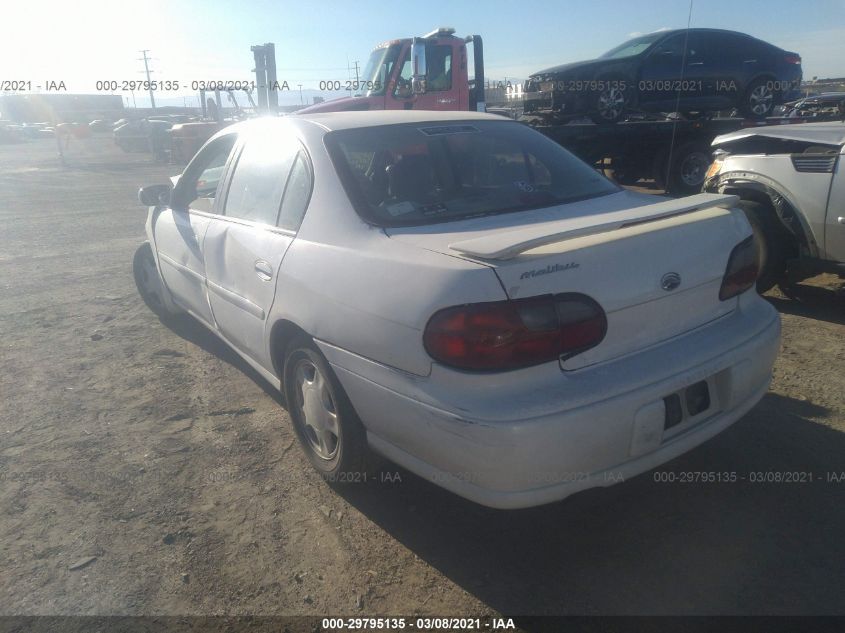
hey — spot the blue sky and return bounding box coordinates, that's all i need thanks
[1,0,843,106]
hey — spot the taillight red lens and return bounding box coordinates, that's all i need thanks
[423,294,607,371]
[784,54,801,64]
[719,236,759,300]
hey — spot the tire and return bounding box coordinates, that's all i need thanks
[283,337,369,482]
[589,82,629,124]
[737,200,790,293]
[666,142,712,196]
[741,78,776,119]
[133,242,182,320]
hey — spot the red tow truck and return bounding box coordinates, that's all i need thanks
[297,28,488,114]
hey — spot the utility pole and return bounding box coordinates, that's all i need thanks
[346,59,352,95]
[138,50,156,110]
[353,60,360,85]
[298,84,303,105]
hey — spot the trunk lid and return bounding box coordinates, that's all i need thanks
[386,191,751,370]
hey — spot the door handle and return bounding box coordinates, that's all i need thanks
[688,62,704,66]
[254,260,273,281]
[743,59,758,63]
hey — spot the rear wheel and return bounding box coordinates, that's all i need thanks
[283,337,369,482]
[737,200,790,293]
[741,78,776,119]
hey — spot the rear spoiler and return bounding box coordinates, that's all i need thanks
[448,193,739,260]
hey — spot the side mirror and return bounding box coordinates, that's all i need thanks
[138,184,171,207]
[411,39,427,95]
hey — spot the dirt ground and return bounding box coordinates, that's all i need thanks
[1,136,844,620]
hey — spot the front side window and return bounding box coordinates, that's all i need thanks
[684,33,711,61]
[394,44,453,98]
[326,120,619,227]
[176,135,237,212]
[224,134,298,225]
[653,33,688,58]
[425,45,452,92]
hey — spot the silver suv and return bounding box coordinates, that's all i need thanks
[704,122,845,291]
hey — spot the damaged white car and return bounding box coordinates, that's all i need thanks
[134,111,780,509]
[705,121,845,290]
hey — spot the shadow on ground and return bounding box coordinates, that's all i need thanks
[335,393,844,616]
[766,281,845,327]
[164,314,286,408]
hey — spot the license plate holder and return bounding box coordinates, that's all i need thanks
[663,380,713,432]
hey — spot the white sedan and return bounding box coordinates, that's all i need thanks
[134,111,780,509]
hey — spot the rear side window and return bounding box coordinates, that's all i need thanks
[701,32,747,62]
[326,120,618,227]
[224,134,298,225]
[277,152,312,231]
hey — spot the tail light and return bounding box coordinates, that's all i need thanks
[719,236,758,300]
[784,54,801,65]
[423,294,607,371]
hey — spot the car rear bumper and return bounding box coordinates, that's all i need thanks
[319,293,780,509]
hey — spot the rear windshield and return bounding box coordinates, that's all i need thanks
[325,120,619,227]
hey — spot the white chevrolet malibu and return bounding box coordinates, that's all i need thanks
[134,111,780,509]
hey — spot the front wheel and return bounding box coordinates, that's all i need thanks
[133,242,182,320]
[737,200,790,293]
[590,84,629,124]
[283,337,370,482]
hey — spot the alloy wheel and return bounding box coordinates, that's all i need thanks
[748,84,773,116]
[597,88,626,120]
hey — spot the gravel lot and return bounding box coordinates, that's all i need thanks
[1,136,844,620]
